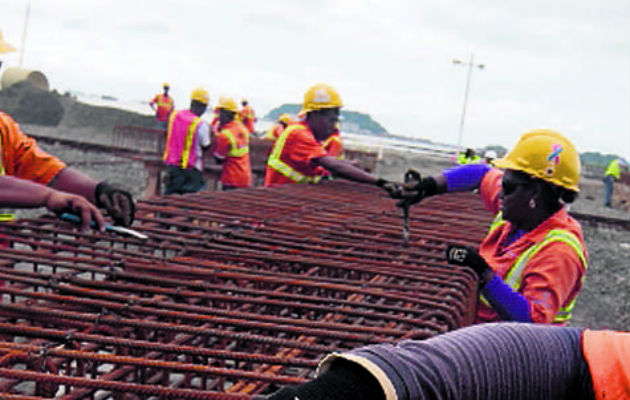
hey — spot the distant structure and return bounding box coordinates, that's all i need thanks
[1,66,49,91]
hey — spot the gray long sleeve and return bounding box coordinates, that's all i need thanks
[319,322,594,400]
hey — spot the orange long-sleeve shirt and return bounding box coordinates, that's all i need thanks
[0,111,66,184]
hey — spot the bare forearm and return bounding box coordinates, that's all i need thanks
[0,175,54,208]
[315,156,378,185]
[48,167,100,204]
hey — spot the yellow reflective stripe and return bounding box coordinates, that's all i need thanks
[0,213,15,222]
[501,229,586,322]
[180,118,201,169]
[221,129,249,158]
[487,212,506,235]
[267,125,320,184]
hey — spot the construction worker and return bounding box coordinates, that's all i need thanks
[482,149,497,164]
[263,113,292,141]
[264,83,397,191]
[603,157,628,207]
[393,130,586,324]
[149,83,175,130]
[0,111,133,228]
[240,98,257,134]
[162,87,211,195]
[212,96,251,190]
[456,148,481,164]
[0,29,16,73]
[268,322,629,400]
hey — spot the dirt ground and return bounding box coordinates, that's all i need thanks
[1,84,628,331]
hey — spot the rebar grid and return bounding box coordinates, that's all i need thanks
[0,180,492,398]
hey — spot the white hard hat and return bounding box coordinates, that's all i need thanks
[484,150,498,159]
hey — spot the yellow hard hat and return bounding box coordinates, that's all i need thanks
[217,96,239,113]
[0,30,17,54]
[190,87,209,104]
[300,83,343,115]
[493,129,580,192]
[163,82,170,88]
[278,113,292,123]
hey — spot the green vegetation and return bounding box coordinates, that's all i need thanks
[263,104,389,136]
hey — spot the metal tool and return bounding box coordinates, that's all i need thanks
[59,213,149,240]
[399,169,422,248]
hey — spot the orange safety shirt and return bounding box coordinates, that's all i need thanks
[582,330,630,400]
[213,120,251,188]
[264,122,328,187]
[477,168,587,324]
[322,132,343,159]
[0,111,66,184]
[240,105,256,134]
[264,123,284,141]
[150,94,174,122]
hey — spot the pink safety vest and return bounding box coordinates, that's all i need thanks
[162,110,202,170]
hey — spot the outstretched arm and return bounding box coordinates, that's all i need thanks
[0,175,105,231]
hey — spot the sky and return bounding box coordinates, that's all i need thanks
[0,0,628,159]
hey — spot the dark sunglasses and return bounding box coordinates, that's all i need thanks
[501,179,531,196]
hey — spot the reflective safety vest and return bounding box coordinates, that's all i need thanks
[219,123,249,158]
[267,124,322,184]
[153,94,174,122]
[457,153,481,164]
[162,110,203,170]
[605,159,622,180]
[481,212,587,323]
[322,134,344,159]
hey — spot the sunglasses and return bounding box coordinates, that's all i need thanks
[501,179,531,196]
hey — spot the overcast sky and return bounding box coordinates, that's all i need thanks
[1,0,628,159]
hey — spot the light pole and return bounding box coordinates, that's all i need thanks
[453,53,484,153]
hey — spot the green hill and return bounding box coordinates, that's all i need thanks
[263,104,389,136]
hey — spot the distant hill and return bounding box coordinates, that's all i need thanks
[581,152,627,168]
[263,104,389,136]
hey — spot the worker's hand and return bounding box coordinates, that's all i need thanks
[445,244,491,277]
[393,170,440,206]
[376,178,405,198]
[46,191,106,231]
[95,181,135,227]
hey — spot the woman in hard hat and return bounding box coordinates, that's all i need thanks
[268,322,629,400]
[399,130,586,325]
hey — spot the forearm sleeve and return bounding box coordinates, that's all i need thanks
[443,164,491,192]
[481,275,532,322]
[320,323,593,400]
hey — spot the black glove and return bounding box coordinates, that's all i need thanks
[376,178,404,198]
[390,169,440,207]
[445,244,491,278]
[267,360,384,400]
[95,181,135,227]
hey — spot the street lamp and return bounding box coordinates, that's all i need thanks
[453,53,484,153]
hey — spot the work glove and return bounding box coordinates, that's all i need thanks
[376,178,404,198]
[445,244,491,278]
[94,181,135,227]
[391,169,440,207]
